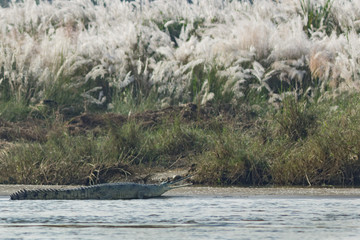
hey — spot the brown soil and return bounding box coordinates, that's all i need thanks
[0,118,48,142]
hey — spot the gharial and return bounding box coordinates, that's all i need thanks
[10,176,192,200]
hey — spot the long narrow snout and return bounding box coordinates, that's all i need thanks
[162,175,193,190]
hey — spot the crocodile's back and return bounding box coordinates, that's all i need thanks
[10,183,156,200]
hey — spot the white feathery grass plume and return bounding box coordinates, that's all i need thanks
[331,0,360,33]
[81,86,106,106]
[251,61,265,83]
[269,17,310,61]
[111,71,135,90]
[0,0,360,107]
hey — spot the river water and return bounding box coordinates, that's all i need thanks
[1,186,360,239]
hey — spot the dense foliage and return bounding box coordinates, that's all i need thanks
[1,0,360,186]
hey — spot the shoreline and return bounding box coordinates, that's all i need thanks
[2,185,360,198]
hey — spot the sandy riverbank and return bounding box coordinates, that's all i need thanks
[2,185,360,198]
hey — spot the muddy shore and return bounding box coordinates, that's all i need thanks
[2,185,360,198]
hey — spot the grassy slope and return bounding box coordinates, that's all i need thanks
[1,94,360,186]
[1,0,360,186]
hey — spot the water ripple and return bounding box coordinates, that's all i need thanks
[1,196,360,239]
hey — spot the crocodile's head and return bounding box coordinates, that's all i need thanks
[141,176,192,198]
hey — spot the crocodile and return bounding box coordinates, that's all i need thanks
[10,176,191,200]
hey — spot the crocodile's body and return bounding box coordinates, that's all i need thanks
[10,177,191,200]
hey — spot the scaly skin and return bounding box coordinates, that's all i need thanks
[10,177,191,200]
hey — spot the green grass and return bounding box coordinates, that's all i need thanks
[0,99,31,122]
[275,97,316,141]
[2,90,360,186]
[299,0,338,37]
[194,93,360,186]
[1,0,360,186]
[0,117,209,184]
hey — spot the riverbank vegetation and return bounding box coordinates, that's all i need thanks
[1,0,360,186]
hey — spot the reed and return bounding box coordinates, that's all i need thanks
[0,0,359,117]
[1,0,360,186]
[2,93,360,186]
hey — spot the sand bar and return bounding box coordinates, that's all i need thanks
[1,185,360,198]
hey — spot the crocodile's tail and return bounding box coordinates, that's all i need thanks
[10,187,79,200]
[10,188,64,200]
[10,189,28,200]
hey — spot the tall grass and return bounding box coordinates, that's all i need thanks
[0,0,360,119]
[195,93,360,186]
[2,93,360,186]
[300,0,336,37]
[0,117,208,184]
[1,0,360,186]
